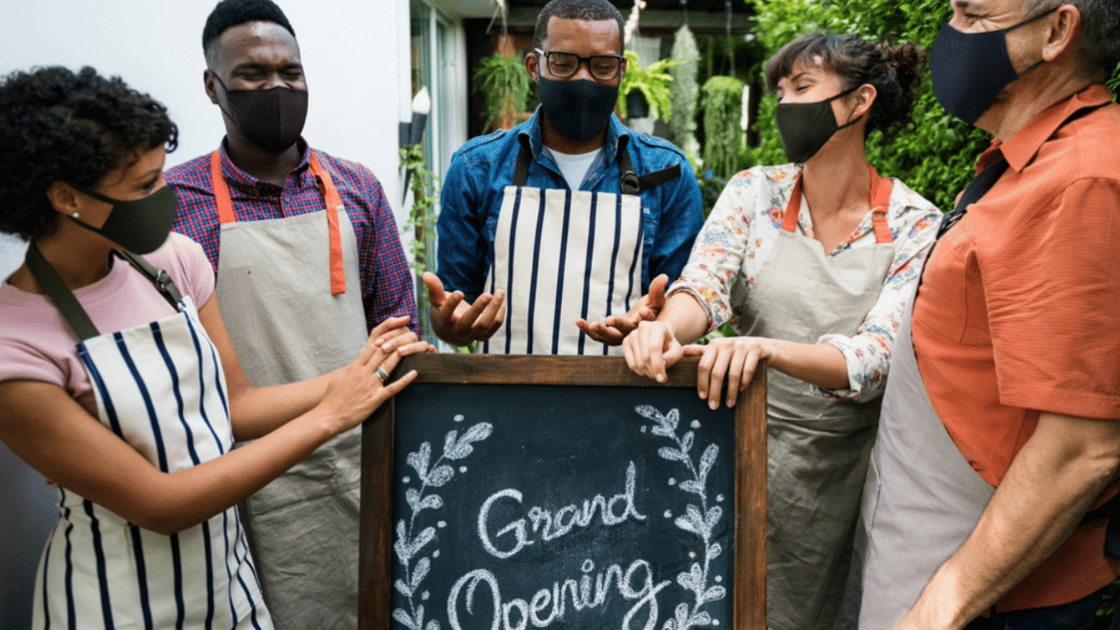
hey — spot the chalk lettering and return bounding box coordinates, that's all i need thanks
[446,558,671,630]
[479,462,647,559]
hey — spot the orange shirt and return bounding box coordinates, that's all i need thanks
[913,84,1120,612]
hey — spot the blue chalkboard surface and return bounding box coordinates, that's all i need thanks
[360,355,767,630]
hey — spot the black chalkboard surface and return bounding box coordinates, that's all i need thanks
[360,355,766,630]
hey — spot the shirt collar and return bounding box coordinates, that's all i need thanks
[979,84,1113,173]
[216,137,311,191]
[522,106,626,163]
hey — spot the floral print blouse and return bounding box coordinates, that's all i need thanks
[670,164,942,401]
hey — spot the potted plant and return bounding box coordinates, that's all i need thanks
[475,50,531,131]
[617,50,679,122]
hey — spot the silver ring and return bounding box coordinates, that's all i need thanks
[375,366,390,384]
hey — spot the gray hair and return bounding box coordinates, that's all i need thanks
[1024,0,1120,78]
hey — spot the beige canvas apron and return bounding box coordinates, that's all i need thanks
[209,150,367,630]
[732,165,895,630]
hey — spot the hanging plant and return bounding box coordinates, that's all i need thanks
[668,25,700,156]
[617,50,679,122]
[475,52,531,131]
[701,75,745,179]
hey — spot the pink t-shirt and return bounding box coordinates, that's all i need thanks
[0,233,216,416]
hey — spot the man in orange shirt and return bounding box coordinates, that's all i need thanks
[844,1,1120,629]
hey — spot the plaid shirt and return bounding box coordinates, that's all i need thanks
[165,140,418,333]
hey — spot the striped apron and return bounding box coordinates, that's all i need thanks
[482,136,678,356]
[25,246,270,630]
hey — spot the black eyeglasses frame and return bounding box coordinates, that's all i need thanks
[534,48,626,81]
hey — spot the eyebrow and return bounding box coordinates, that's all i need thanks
[230,61,303,73]
[951,0,976,10]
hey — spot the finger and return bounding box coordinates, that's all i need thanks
[706,344,733,411]
[438,291,466,321]
[662,340,684,369]
[395,340,433,357]
[378,369,418,399]
[577,320,624,345]
[376,347,405,377]
[378,331,420,353]
[623,334,639,374]
[681,344,706,357]
[370,315,411,340]
[471,291,505,335]
[422,272,446,305]
[452,294,492,335]
[740,347,762,393]
[649,328,668,384]
[604,315,639,336]
[480,299,506,340]
[648,274,670,309]
[374,326,413,348]
[696,343,717,401]
[725,344,748,408]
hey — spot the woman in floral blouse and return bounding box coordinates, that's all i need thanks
[623,32,941,630]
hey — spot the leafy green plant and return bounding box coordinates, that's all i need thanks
[669,25,701,154]
[618,50,680,121]
[475,52,531,131]
[701,76,745,179]
[745,0,991,213]
[399,144,439,344]
[1109,61,1120,95]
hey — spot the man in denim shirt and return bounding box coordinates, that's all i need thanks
[423,0,703,355]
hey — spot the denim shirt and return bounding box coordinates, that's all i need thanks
[435,109,704,302]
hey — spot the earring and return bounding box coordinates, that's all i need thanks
[72,212,79,218]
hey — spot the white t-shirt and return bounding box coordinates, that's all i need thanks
[545,147,601,192]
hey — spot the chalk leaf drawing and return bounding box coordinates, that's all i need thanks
[635,405,726,630]
[394,417,494,630]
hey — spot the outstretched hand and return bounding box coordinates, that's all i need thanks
[577,274,670,345]
[422,272,506,346]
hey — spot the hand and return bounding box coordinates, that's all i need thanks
[683,336,773,409]
[577,274,670,345]
[423,272,505,346]
[622,320,684,384]
[318,326,425,434]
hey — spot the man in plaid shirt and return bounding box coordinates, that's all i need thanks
[164,1,417,628]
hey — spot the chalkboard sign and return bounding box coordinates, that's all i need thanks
[360,355,766,630]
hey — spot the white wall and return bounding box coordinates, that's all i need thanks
[0,0,413,222]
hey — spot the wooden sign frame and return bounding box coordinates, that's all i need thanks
[359,355,767,630]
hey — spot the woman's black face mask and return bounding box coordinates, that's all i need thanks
[774,84,861,164]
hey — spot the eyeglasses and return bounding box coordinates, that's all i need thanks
[535,48,625,81]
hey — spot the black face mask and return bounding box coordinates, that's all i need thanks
[214,76,309,153]
[930,7,1057,124]
[774,84,860,164]
[538,76,619,143]
[67,183,178,254]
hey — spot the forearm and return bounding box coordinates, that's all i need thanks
[228,370,334,441]
[656,293,711,345]
[904,412,1120,629]
[766,339,849,390]
[136,406,339,534]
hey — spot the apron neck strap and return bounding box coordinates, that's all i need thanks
[782,163,895,244]
[25,245,183,341]
[512,134,680,195]
[209,147,348,296]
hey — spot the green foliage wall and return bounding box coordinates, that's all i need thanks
[702,76,746,179]
[746,0,991,212]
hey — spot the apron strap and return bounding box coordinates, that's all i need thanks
[24,246,184,341]
[782,163,894,244]
[209,147,348,296]
[209,150,237,225]
[868,165,894,245]
[26,243,100,340]
[511,134,681,195]
[934,156,1010,241]
[308,153,348,296]
[115,250,184,307]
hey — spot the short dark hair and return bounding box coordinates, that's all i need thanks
[0,66,178,240]
[765,32,927,142]
[1024,0,1120,80]
[533,0,625,52]
[202,0,296,60]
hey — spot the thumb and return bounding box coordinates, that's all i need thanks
[422,272,446,305]
[649,274,669,308]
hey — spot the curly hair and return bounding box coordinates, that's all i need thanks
[0,66,179,240]
[203,0,295,59]
[765,32,927,142]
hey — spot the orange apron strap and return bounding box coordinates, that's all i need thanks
[209,150,237,226]
[782,172,803,233]
[308,153,347,296]
[868,165,894,244]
